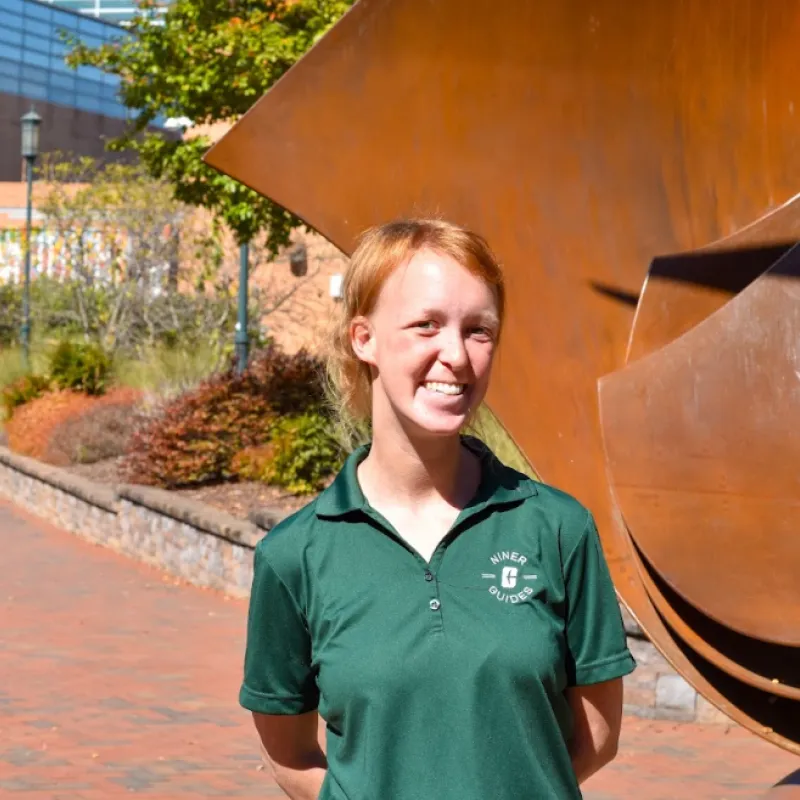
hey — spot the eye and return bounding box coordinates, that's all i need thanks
[469,326,495,341]
[412,320,438,332]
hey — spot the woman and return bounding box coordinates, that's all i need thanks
[240,219,636,799]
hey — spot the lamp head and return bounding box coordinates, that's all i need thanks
[20,107,42,160]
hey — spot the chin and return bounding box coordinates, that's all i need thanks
[406,411,468,439]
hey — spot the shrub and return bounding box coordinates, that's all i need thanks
[247,344,326,414]
[5,387,141,465]
[0,283,21,347]
[261,412,344,494]
[230,444,276,482]
[1,374,52,421]
[121,344,327,488]
[49,340,113,396]
[46,390,142,465]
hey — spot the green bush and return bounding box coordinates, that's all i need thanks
[49,340,113,396]
[262,411,345,494]
[0,283,21,347]
[1,374,51,421]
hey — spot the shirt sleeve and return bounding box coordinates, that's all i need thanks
[239,544,320,715]
[563,512,636,687]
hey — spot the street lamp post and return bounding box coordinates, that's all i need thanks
[235,241,250,375]
[20,108,41,371]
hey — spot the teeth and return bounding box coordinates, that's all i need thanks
[424,381,465,396]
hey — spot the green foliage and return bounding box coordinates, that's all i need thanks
[121,344,325,488]
[0,283,21,347]
[64,0,355,248]
[262,411,344,494]
[1,374,51,422]
[114,341,231,398]
[48,340,113,396]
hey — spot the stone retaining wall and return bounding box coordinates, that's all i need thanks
[0,447,267,597]
[0,445,732,726]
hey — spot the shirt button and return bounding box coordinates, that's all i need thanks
[429,599,441,611]
[424,571,434,582]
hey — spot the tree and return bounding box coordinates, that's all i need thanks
[27,154,324,366]
[36,154,196,353]
[64,0,354,252]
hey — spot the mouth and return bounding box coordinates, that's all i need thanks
[423,381,467,397]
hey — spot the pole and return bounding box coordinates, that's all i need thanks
[235,241,249,375]
[21,156,34,371]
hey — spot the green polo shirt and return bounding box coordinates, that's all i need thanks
[240,436,635,799]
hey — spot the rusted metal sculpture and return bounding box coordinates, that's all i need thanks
[204,0,800,754]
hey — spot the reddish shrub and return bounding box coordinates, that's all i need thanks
[47,400,140,465]
[120,344,326,488]
[6,387,142,466]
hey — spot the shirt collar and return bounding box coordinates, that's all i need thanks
[315,435,537,521]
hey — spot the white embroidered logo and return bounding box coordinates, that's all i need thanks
[481,551,538,604]
[501,566,518,588]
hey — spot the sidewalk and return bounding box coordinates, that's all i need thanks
[1,498,797,798]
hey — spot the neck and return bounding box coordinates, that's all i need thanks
[358,412,478,509]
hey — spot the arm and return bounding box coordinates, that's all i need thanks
[566,677,624,785]
[253,710,327,800]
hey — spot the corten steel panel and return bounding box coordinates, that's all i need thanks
[599,247,800,644]
[634,540,800,701]
[627,197,800,364]
[204,0,800,570]
[204,0,800,751]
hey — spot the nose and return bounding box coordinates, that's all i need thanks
[438,327,469,371]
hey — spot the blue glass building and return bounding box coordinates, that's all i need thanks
[0,0,128,120]
[0,0,172,180]
[39,0,166,25]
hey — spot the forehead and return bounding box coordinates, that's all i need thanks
[377,248,496,313]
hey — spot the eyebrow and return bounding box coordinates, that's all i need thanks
[413,308,500,327]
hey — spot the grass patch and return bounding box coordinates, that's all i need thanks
[113,342,230,398]
[0,343,51,391]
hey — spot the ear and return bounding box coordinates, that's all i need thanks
[350,315,377,367]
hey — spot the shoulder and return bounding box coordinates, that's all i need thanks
[254,497,321,579]
[517,477,595,563]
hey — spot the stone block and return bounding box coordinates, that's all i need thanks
[656,674,697,712]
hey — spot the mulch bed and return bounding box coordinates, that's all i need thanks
[65,456,315,521]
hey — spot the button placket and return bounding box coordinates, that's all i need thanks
[423,568,443,627]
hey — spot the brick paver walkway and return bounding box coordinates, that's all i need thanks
[1,498,798,799]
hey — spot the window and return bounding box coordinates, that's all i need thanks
[0,44,23,62]
[23,1,52,21]
[48,70,74,89]
[49,54,72,73]
[19,79,47,98]
[22,47,50,68]
[0,73,20,93]
[20,63,47,83]
[75,75,101,94]
[0,58,21,77]
[0,0,26,14]
[0,25,24,46]
[75,91,101,112]
[101,98,124,118]
[22,17,51,37]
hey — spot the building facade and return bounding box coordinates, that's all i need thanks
[0,0,161,180]
[36,0,167,25]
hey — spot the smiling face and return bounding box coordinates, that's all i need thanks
[350,247,500,439]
